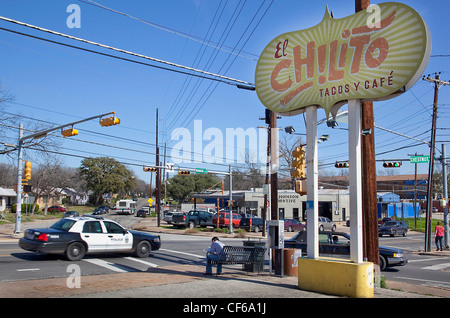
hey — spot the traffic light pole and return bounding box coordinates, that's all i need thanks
[14,125,24,234]
[13,111,117,233]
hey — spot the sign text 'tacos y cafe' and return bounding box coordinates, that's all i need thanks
[255,2,431,118]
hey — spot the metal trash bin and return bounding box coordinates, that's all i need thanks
[243,239,266,273]
[283,248,302,276]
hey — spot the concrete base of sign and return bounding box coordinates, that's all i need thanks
[297,257,374,298]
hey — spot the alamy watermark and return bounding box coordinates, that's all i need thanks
[170,120,272,167]
[66,4,81,29]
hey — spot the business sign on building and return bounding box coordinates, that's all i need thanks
[255,2,431,117]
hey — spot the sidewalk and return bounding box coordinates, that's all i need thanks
[0,217,449,298]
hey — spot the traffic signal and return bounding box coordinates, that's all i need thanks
[291,146,305,179]
[335,161,349,168]
[61,127,79,137]
[178,170,190,175]
[383,162,402,168]
[143,166,157,172]
[295,179,306,196]
[99,116,120,127]
[24,161,31,180]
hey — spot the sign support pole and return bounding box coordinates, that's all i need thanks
[348,99,363,263]
[306,106,319,259]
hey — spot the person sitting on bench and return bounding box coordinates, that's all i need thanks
[205,237,225,276]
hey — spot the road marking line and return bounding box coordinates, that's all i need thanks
[124,256,158,268]
[17,268,40,272]
[408,257,448,263]
[159,248,204,259]
[83,258,131,273]
[396,276,450,288]
[421,262,450,271]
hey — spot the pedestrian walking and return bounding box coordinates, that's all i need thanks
[204,237,225,276]
[435,221,444,251]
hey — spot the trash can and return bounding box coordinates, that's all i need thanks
[283,248,302,276]
[243,239,266,273]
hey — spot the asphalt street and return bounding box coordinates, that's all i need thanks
[0,215,448,300]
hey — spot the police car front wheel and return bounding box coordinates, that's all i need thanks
[135,240,152,258]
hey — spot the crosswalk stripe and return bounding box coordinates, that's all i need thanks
[421,262,450,271]
[159,248,204,259]
[83,258,132,273]
[124,257,158,268]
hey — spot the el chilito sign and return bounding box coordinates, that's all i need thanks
[255,2,431,118]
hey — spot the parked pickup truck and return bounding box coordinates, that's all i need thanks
[171,210,214,228]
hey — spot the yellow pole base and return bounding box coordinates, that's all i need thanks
[298,257,374,298]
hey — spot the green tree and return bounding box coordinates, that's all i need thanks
[79,157,136,205]
[166,174,219,202]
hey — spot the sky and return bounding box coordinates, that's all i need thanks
[0,0,449,185]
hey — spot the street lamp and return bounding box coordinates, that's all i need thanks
[14,111,120,233]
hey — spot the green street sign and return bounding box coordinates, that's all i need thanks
[195,168,208,174]
[410,155,429,163]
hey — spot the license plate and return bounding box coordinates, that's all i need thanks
[25,231,35,240]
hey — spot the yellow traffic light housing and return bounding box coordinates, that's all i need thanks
[99,116,120,127]
[61,127,79,137]
[291,146,305,179]
[24,161,31,180]
[178,170,190,175]
[143,166,157,172]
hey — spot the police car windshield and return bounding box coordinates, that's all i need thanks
[50,219,76,231]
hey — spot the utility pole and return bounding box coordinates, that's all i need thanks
[423,73,449,251]
[355,0,379,266]
[442,144,449,248]
[156,108,161,227]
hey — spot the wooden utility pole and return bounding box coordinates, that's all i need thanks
[156,108,161,227]
[423,73,449,251]
[355,0,379,266]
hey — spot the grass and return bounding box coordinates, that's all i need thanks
[0,205,102,225]
[397,217,443,233]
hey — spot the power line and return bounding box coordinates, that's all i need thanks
[78,0,259,61]
[0,15,255,88]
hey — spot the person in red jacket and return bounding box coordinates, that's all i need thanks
[435,221,445,251]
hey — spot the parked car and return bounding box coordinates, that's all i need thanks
[378,217,394,226]
[62,210,79,218]
[212,212,242,229]
[44,205,66,213]
[163,211,174,224]
[318,217,336,232]
[19,215,161,261]
[172,210,214,228]
[93,207,108,215]
[378,221,408,237]
[284,231,407,271]
[240,217,264,232]
[136,209,148,217]
[283,219,306,232]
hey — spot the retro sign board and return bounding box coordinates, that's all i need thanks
[255,2,431,118]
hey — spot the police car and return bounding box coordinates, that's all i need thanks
[19,216,161,261]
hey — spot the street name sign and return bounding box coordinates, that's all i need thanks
[410,155,429,163]
[195,168,208,174]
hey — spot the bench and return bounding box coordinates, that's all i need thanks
[210,246,267,273]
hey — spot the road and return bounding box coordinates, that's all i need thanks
[378,232,450,291]
[0,232,243,283]
[0,215,448,296]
